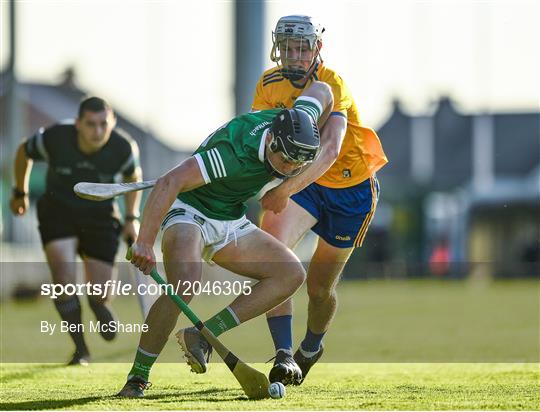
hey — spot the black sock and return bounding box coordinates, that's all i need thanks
[54,296,88,354]
[88,297,117,341]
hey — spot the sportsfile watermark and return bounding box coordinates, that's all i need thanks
[1,261,538,363]
[40,280,253,300]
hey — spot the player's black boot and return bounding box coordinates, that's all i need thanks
[67,349,90,366]
[116,376,152,398]
[175,327,213,373]
[268,349,303,386]
[293,343,324,384]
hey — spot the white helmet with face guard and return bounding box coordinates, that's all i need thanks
[270,15,325,82]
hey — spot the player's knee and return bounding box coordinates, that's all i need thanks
[292,267,307,289]
[49,266,75,286]
[271,262,305,299]
[307,283,336,305]
[285,263,306,292]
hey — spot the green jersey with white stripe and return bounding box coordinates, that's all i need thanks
[179,99,322,220]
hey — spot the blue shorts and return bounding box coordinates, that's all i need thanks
[290,176,380,248]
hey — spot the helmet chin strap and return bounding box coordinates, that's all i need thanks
[281,68,307,82]
[282,56,320,86]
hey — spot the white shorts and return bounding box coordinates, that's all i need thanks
[160,199,258,262]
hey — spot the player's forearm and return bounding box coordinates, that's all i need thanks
[13,143,33,193]
[137,157,206,246]
[318,96,334,129]
[280,142,339,196]
[279,115,345,195]
[123,167,143,217]
[137,176,181,246]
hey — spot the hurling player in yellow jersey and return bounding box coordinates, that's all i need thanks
[252,15,388,385]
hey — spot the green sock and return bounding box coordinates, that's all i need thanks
[204,306,240,337]
[128,347,158,381]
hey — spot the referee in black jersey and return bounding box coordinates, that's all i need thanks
[10,97,142,365]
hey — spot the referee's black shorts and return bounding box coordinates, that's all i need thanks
[37,196,122,264]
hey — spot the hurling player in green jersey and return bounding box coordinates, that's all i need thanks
[117,81,333,397]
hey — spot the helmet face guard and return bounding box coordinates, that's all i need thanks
[265,108,320,178]
[270,16,324,82]
[271,36,319,82]
[264,154,304,179]
[269,131,318,164]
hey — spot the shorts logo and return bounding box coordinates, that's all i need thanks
[335,235,351,241]
[343,169,351,178]
[193,215,206,226]
[76,161,95,170]
[55,166,72,175]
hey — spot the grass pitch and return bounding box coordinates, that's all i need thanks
[1,362,538,410]
[1,279,539,409]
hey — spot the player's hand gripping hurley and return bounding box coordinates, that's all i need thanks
[126,238,153,319]
[126,248,270,399]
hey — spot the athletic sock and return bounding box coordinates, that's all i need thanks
[204,306,240,337]
[54,296,88,355]
[87,297,117,341]
[293,97,322,122]
[267,315,293,353]
[300,328,326,354]
[128,347,158,382]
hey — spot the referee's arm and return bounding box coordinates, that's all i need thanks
[10,141,33,216]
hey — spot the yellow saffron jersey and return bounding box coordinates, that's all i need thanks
[252,64,388,188]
